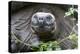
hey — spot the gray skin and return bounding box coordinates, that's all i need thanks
[31,12,57,45]
[31,12,56,34]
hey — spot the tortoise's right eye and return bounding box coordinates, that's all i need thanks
[31,15,38,26]
[34,15,38,18]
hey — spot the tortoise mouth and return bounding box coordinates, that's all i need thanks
[31,25,55,34]
[36,31,52,36]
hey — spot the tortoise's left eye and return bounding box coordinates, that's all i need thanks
[46,16,52,21]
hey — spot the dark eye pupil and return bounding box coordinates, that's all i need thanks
[47,17,50,19]
[46,16,52,21]
[34,15,37,18]
[46,15,52,19]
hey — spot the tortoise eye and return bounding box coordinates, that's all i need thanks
[46,16,52,21]
[31,15,38,26]
[34,15,38,18]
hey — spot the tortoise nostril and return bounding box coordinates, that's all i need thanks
[38,18,44,25]
[39,18,43,20]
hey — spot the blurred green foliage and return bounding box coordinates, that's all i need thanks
[65,8,78,17]
[31,41,61,51]
[31,32,78,51]
[69,33,78,49]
